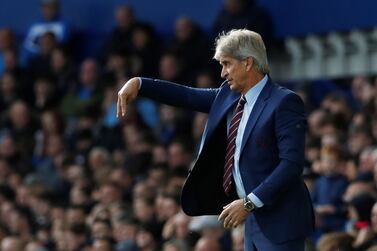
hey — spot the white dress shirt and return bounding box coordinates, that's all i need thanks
[228,74,268,207]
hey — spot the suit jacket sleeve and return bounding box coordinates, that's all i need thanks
[253,92,307,206]
[139,78,219,113]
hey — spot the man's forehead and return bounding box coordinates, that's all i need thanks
[219,55,234,64]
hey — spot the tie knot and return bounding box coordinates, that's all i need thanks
[239,95,246,106]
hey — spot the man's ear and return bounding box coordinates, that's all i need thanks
[245,57,253,71]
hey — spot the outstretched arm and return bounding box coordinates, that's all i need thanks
[117,77,219,117]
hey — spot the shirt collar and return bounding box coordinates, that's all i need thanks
[243,74,268,103]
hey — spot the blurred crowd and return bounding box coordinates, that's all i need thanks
[1,0,377,251]
[300,76,377,251]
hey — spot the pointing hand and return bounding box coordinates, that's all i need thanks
[117,77,141,118]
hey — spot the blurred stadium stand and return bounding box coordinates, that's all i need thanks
[1,1,377,251]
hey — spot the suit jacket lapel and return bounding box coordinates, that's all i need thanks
[240,79,274,154]
[198,88,239,155]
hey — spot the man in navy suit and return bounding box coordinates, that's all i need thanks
[117,29,314,251]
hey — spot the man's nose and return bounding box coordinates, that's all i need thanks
[221,68,228,79]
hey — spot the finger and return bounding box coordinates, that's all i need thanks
[224,214,233,228]
[219,205,232,221]
[223,218,230,229]
[116,96,121,118]
[223,203,231,209]
[218,209,228,221]
[120,95,127,117]
[224,219,234,229]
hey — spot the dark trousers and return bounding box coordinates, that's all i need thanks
[244,214,304,251]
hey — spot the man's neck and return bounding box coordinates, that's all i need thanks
[242,71,265,94]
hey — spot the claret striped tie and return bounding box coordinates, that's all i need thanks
[223,95,246,195]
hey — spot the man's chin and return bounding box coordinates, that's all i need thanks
[229,83,238,91]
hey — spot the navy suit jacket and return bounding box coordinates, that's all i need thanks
[139,77,314,244]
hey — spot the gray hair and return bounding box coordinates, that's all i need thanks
[213,29,269,74]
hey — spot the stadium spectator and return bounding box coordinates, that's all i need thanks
[158,52,185,84]
[348,126,374,160]
[92,237,114,251]
[1,236,25,251]
[28,31,57,78]
[212,0,273,45]
[24,240,49,251]
[113,216,139,250]
[167,139,193,170]
[0,72,20,113]
[168,16,211,82]
[317,232,354,251]
[22,0,71,66]
[194,237,221,251]
[102,5,139,59]
[60,58,102,118]
[64,223,89,251]
[162,239,189,251]
[91,219,113,239]
[32,76,58,112]
[66,205,87,225]
[131,23,161,78]
[0,28,16,76]
[50,46,77,96]
[312,145,349,238]
[348,193,376,249]
[136,222,160,251]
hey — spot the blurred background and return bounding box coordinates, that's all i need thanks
[0,0,377,251]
